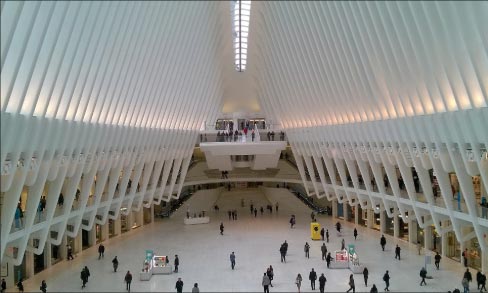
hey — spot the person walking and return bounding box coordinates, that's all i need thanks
[395,245,401,260]
[480,272,487,292]
[341,238,346,250]
[174,255,179,273]
[112,256,119,272]
[353,228,358,240]
[275,202,279,212]
[417,241,422,255]
[346,274,355,293]
[124,271,132,291]
[230,252,236,270]
[40,280,47,293]
[370,284,378,293]
[67,244,74,260]
[462,277,470,293]
[380,235,386,251]
[296,273,303,293]
[321,243,327,260]
[477,271,484,290]
[262,272,271,293]
[220,222,224,235]
[326,229,329,243]
[326,252,333,268]
[254,208,258,217]
[463,248,469,267]
[228,210,231,220]
[1,278,6,293]
[318,273,327,293]
[267,266,274,287]
[383,270,390,291]
[98,243,105,259]
[192,283,200,293]
[464,268,473,285]
[434,252,441,270]
[420,267,427,286]
[81,268,88,289]
[280,243,287,263]
[309,268,317,290]
[304,242,310,258]
[320,228,325,241]
[16,279,24,293]
[363,267,369,287]
[260,206,264,215]
[175,277,184,293]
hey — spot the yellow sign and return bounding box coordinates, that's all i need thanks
[311,222,321,240]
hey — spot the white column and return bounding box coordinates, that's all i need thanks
[380,211,386,234]
[408,219,418,244]
[441,233,448,258]
[332,200,338,218]
[101,222,109,242]
[88,225,97,246]
[74,228,83,254]
[424,226,433,251]
[44,241,52,268]
[343,203,349,221]
[25,240,34,279]
[354,206,359,225]
[367,209,374,229]
[393,214,399,239]
[136,209,143,227]
[59,235,67,260]
[114,217,121,236]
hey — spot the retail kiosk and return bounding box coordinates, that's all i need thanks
[140,250,173,281]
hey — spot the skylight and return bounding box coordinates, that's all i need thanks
[231,0,251,72]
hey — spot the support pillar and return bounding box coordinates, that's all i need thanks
[127,212,134,230]
[393,214,399,239]
[380,210,386,234]
[482,250,487,274]
[74,228,83,254]
[88,225,97,247]
[25,240,34,279]
[343,203,349,221]
[441,233,448,258]
[354,205,359,226]
[101,222,109,242]
[150,204,155,224]
[367,209,374,229]
[44,241,52,268]
[408,219,418,244]
[114,217,121,236]
[136,209,143,227]
[332,199,338,218]
[59,235,67,260]
[425,225,433,251]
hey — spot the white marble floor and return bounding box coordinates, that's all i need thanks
[14,188,470,292]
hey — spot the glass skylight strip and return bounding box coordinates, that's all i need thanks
[231,0,251,72]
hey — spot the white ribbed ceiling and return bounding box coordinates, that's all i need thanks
[1,1,229,130]
[249,1,488,128]
[1,1,487,130]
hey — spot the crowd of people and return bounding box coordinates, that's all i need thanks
[7,194,482,293]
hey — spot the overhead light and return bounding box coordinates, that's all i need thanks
[231,0,251,72]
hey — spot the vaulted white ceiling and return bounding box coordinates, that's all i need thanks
[249,1,488,128]
[1,1,487,129]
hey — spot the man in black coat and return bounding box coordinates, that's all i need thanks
[175,278,184,293]
[174,255,179,273]
[318,273,327,293]
[380,235,386,251]
[98,244,105,259]
[309,268,317,290]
